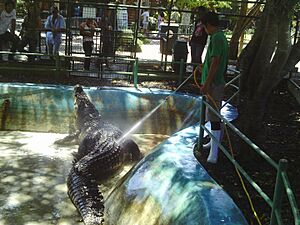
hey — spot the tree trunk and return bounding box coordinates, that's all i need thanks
[228,1,262,60]
[281,40,300,75]
[229,0,248,60]
[237,0,298,140]
[237,3,269,102]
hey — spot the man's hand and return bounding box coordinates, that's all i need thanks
[197,64,203,73]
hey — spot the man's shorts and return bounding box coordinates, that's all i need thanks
[206,83,224,122]
[143,22,149,30]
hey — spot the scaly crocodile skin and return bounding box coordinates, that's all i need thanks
[67,85,142,224]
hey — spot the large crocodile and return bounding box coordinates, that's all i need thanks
[63,85,142,224]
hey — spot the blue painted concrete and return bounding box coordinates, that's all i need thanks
[0,83,202,134]
[105,124,248,225]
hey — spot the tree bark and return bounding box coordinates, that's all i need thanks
[237,0,298,140]
[238,3,269,97]
[281,40,300,76]
[228,2,262,60]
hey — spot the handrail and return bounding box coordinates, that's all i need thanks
[289,78,300,90]
[203,125,274,207]
[221,90,239,109]
[225,73,241,87]
[281,171,300,225]
[203,101,279,169]
[197,92,299,225]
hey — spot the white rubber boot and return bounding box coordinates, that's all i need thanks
[203,140,211,150]
[203,125,224,150]
[207,130,221,163]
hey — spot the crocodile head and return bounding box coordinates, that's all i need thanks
[74,84,101,129]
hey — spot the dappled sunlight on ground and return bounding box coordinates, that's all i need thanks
[0,131,76,159]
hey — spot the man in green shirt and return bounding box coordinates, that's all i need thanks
[198,11,228,163]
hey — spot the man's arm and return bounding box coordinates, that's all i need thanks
[53,16,66,33]
[79,23,85,36]
[45,16,51,30]
[10,18,16,34]
[201,56,220,94]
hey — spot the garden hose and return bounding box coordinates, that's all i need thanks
[193,67,262,225]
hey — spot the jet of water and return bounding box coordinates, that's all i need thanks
[116,73,194,144]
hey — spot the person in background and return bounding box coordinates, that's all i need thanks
[99,13,113,68]
[189,6,208,71]
[80,18,96,70]
[45,5,66,56]
[19,4,42,62]
[141,9,149,35]
[195,11,228,164]
[0,0,19,61]
[157,11,164,38]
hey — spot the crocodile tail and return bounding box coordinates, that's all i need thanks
[67,167,105,225]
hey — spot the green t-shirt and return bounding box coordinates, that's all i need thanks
[201,30,228,85]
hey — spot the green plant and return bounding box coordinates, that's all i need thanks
[148,16,157,31]
[115,29,144,52]
[16,0,27,17]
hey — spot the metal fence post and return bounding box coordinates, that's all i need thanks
[55,55,61,74]
[237,70,240,105]
[179,59,184,84]
[197,95,206,152]
[270,159,288,225]
[133,58,138,88]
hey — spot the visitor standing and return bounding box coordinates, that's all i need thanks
[141,9,149,35]
[80,18,96,70]
[19,4,42,62]
[0,0,19,61]
[99,14,113,68]
[157,11,164,38]
[195,11,228,164]
[190,6,208,70]
[45,5,66,56]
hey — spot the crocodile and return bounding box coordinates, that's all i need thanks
[65,85,142,224]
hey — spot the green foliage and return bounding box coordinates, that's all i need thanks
[171,0,231,10]
[16,0,27,17]
[148,16,157,31]
[115,29,144,52]
[295,2,300,11]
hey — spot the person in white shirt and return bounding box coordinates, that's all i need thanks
[0,0,20,61]
[141,10,149,35]
[44,5,66,56]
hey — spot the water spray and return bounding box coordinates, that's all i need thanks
[116,73,195,144]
